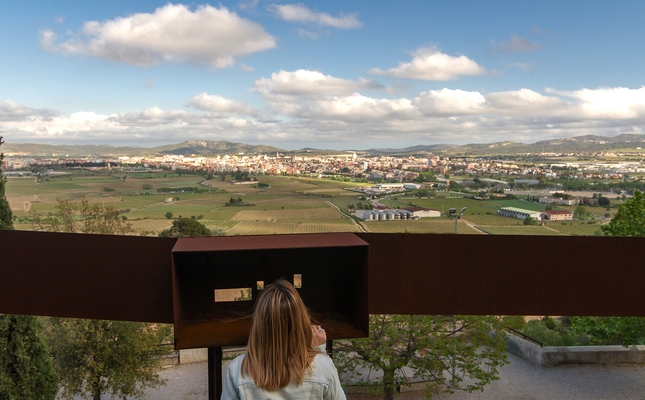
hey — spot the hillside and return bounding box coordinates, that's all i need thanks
[4,134,645,157]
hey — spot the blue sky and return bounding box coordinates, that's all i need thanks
[2,1,645,150]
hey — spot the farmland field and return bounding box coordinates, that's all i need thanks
[232,208,343,221]
[477,226,565,235]
[226,221,360,235]
[363,219,482,234]
[4,172,612,237]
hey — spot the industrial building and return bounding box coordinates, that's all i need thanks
[497,207,542,221]
[357,207,440,221]
[541,210,573,221]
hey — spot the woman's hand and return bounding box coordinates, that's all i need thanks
[311,324,327,346]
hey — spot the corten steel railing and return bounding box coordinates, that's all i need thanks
[2,229,645,399]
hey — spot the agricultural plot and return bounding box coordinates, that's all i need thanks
[295,223,360,233]
[545,221,604,236]
[232,208,343,221]
[478,226,564,235]
[227,221,359,235]
[251,198,331,209]
[227,221,296,235]
[462,214,523,226]
[4,172,607,237]
[364,220,482,234]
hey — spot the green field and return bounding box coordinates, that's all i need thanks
[5,171,611,237]
[478,226,564,235]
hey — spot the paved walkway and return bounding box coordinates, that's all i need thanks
[66,353,645,399]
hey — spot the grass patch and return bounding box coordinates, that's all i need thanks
[364,219,482,234]
[478,226,564,235]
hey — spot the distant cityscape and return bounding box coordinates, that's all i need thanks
[4,149,645,183]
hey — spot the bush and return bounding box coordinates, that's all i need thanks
[521,317,588,346]
[502,315,526,331]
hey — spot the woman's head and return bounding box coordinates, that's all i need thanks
[242,278,317,390]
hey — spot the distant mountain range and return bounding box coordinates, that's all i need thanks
[3,134,645,157]
[1,140,283,157]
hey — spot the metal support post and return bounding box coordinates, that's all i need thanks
[208,347,223,400]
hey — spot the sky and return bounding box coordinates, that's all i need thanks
[2,1,645,150]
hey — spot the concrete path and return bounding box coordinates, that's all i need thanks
[65,353,645,399]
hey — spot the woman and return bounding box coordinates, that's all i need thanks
[222,279,346,400]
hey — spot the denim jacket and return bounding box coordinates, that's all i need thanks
[221,351,346,400]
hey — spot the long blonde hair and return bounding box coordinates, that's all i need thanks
[241,279,319,390]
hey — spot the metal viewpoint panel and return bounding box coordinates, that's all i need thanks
[171,233,369,348]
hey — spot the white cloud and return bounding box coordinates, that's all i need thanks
[369,47,486,81]
[238,0,260,10]
[297,28,319,39]
[494,35,541,52]
[0,100,56,121]
[254,69,383,96]
[5,86,645,148]
[270,4,362,29]
[272,93,416,121]
[40,4,276,69]
[548,87,645,119]
[486,89,566,115]
[510,62,538,73]
[413,89,486,116]
[239,63,255,72]
[188,93,257,115]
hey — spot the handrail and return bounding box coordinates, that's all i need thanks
[506,326,543,348]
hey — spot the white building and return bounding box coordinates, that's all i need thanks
[497,207,542,221]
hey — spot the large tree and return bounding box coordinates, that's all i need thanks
[0,137,58,399]
[570,191,645,346]
[31,197,132,235]
[33,198,172,399]
[47,318,171,400]
[601,190,645,237]
[0,315,58,400]
[0,137,13,230]
[334,314,508,400]
[158,217,211,237]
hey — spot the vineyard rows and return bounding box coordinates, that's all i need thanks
[232,208,342,221]
[227,221,360,235]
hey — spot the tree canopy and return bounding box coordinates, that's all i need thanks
[159,217,211,237]
[31,198,132,235]
[570,191,645,346]
[334,314,507,400]
[0,315,58,400]
[47,318,171,400]
[0,137,13,230]
[601,190,645,237]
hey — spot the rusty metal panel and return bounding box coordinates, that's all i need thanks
[171,233,369,349]
[2,230,645,329]
[0,230,176,323]
[357,233,645,317]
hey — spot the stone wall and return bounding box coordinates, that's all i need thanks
[507,334,645,366]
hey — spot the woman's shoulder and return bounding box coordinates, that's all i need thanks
[227,353,246,373]
[311,352,338,376]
